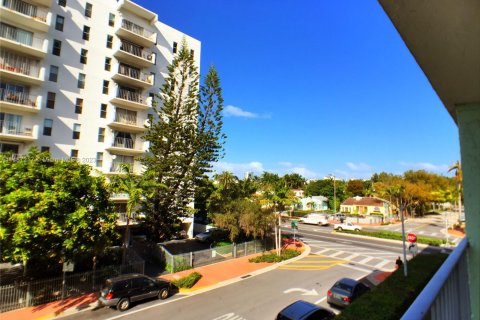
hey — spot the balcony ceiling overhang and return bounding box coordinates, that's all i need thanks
[118,0,157,24]
[378,0,480,123]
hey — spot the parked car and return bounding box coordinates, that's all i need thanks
[333,222,362,232]
[276,300,335,320]
[194,228,228,243]
[327,278,370,308]
[299,213,329,226]
[98,273,171,311]
[332,213,346,221]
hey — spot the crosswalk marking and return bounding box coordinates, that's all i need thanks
[375,260,390,269]
[359,257,374,264]
[278,254,346,271]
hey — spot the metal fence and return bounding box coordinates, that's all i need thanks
[0,261,144,313]
[160,239,274,273]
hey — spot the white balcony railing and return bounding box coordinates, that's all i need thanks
[0,50,40,77]
[110,161,134,173]
[112,137,135,149]
[120,41,154,61]
[114,113,138,126]
[121,19,154,39]
[117,212,141,224]
[1,0,48,22]
[0,88,37,107]
[118,64,152,84]
[116,88,146,104]
[0,120,32,136]
[402,237,470,319]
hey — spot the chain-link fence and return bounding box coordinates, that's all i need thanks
[160,238,274,273]
[0,261,144,313]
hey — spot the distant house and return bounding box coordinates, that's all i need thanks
[292,189,305,198]
[296,196,329,211]
[340,196,391,216]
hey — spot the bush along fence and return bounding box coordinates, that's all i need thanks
[0,261,144,313]
[160,238,275,273]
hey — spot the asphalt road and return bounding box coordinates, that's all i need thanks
[60,223,430,320]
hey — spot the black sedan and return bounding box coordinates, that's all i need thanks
[276,300,335,320]
[327,278,370,308]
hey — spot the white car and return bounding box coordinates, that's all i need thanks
[299,213,329,226]
[333,222,362,232]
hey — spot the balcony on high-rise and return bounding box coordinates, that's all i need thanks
[0,87,39,113]
[0,22,47,58]
[111,87,149,111]
[0,115,36,142]
[0,50,43,85]
[116,19,156,48]
[114,40,156,68]
[0,0,51,33]
[113,63,153,88]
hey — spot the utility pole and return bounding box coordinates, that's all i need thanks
[400,203,408,277]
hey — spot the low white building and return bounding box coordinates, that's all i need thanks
[296,196,329,211]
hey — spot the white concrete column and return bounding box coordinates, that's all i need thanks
[456,103,480,320]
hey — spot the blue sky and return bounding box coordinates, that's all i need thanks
[137,0,460,180]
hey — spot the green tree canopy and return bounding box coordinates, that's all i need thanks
[0,148,117,268]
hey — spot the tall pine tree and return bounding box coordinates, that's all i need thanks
[142,40,225,240]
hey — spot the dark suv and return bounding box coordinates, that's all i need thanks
[98,273,172,311]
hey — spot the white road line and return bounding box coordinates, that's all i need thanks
[314,249,331,254]
[314,297,327,304]
[432,232,438,236]
[344,253,359,260]
[359,257,374,264]
[419,231,425,235]
[375,260,391,269]
[330,251,346,257]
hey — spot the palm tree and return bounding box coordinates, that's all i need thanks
[109,164,146,265]
[448,161,463,220]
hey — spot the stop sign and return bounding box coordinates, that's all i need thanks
[407,233,417,243]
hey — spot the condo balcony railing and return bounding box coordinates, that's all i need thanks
[0,50,40,77]
[402,237,471,319]
[0,23,45,50]
[112,137,136,149]
[117,212,141,224]
[116,88,146,104]
[1,0,48,22]
[0,88,37,107]
[110,162,134,173]
[120,41,154,61]
[118,64,152,84]
[121,19,155,39]
[114,113,138,126]
[0,120,32,136]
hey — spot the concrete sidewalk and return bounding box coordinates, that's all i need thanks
[1,241,308,320]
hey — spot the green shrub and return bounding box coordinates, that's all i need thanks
[165,256,192,273]
[249,249,300,263]
[337,253,447,320]
[337,230,446,246]
[171,272,202,288]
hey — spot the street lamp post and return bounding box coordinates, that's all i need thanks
[328,174,336,214]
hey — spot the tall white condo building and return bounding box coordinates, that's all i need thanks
[0,0,201,176]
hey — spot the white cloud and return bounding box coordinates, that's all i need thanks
[223,105,259,118]
[290,166,318,179]
[399,162,449,172]
[346,162,372,171]
[278,161,293,167]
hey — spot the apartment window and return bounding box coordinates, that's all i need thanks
[43,119,53,136]
[98,127,105,142]
[49,65,59,82]
[52,39,62,56]
[85,3,92,18]
[150,72,155,85]
[75,98,83,114]
[41,146,50,153]
[102,80,109,94]
[100,104,107,118]
[70,149,78,160]
[58,0,66,7]
[104,57,111,71]
[46,92,56,109]
[78,73,86,89]
[55,15,64,31]
[96,152,103,167]
[108,13,115,27]
[147,113,153,123]
[190,49,194,56]
[106,35,113,48]
[80,49,88,64]
[72,123,81,139]
[82,26,90,40]
[173,41,177,53]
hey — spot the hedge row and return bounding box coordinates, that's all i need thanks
[336,253,447,319]
[171,272,202,288]
[337,229,446,246]
[249,249,300,263]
